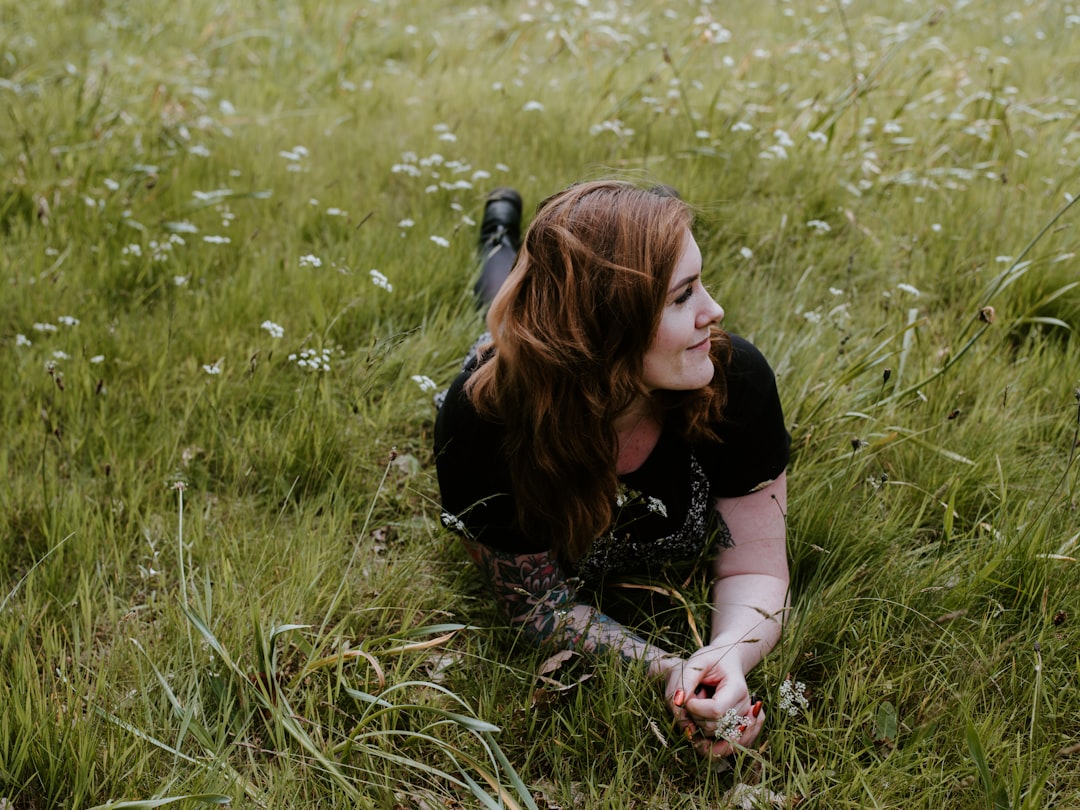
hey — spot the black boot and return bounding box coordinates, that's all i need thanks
[474,188,523,307]
[478,187,522,255]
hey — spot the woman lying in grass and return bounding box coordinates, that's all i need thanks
[434,180,790,758]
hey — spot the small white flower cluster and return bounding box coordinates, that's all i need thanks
[299,254,322,268]
[715,708,753,741]
[429,235,450,248]
[369,269,393,292]
[202,360,223,375]
[280,144,309,171]
[288,347,333,372]
[203,235,231,244]
[261,320,284,339]
[646,496,668,517]
[411,374,438,392]
[589,118,635,139]
[57,315,79,326]
[441,511,467,533]
[778,678,809,717]
[16,334,32,347]
[149,234,185,262]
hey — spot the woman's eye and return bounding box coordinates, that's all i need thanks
[674,285,693,305]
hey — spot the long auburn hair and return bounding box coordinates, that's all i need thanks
[467,180,731,562]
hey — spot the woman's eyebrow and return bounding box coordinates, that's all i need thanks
[667,273,699,293]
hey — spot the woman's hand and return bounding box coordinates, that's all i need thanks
[665,646,764,758]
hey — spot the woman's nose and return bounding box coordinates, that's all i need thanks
[698,293,724,328]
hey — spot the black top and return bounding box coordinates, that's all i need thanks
[433,335,790,584]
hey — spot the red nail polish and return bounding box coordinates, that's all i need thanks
[752,701,763,718]
[673,689,685,707]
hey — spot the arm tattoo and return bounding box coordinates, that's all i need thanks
[462,538,669,666]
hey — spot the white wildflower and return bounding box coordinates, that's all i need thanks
[90,355,105,364]
[731,121,753,132]
[192,189,232,202]
[174,275,189,286]
[103,178,120,191]
[411,374,438,392]
[52,350,70,360]
[715,708,753,742]
[202,235,231,244]
[33,322,58,333]
[774,129,794,148]
[16,334,32,347]
[398,218,415,228]
[995,255,1013,264]
[279,145,308,161]
[202,360,223,375]
[646,497,668,517]
[325,207,347,216]
[778,678,809,717]
[122,243,142,257]
[897,283,921,296]
[931,223,942,233]
[808,130,828,143]
[806,219,831,233]
[261,320,284,339]
[370,269,393,292]
[189,144,211,157]
[430,235,450,248]
[441,511,467,532]
[58,315,80,326]
[165,220,199,234]
[299,254,323,268]
[289,347,334,373]
[739,247,753,260]
[522,100,545,112]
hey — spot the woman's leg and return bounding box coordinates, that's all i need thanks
[474,188,522,307]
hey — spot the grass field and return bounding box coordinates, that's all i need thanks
[2,0,1079,807]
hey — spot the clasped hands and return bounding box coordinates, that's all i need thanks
[654,646,764,759]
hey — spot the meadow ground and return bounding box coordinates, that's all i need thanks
[2,0,1079,807]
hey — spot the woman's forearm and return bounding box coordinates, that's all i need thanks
[707,573,789,673]
[709,473,790,674]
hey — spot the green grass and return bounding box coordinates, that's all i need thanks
[2,0,1079,806]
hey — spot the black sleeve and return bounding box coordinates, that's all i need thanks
[433,368,547,553]
[697,334,791,497]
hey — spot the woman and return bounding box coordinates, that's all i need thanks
[434,180,790,758]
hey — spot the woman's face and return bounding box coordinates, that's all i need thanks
[641,229,725,392]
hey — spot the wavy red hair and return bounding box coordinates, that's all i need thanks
[467,180,730,562]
